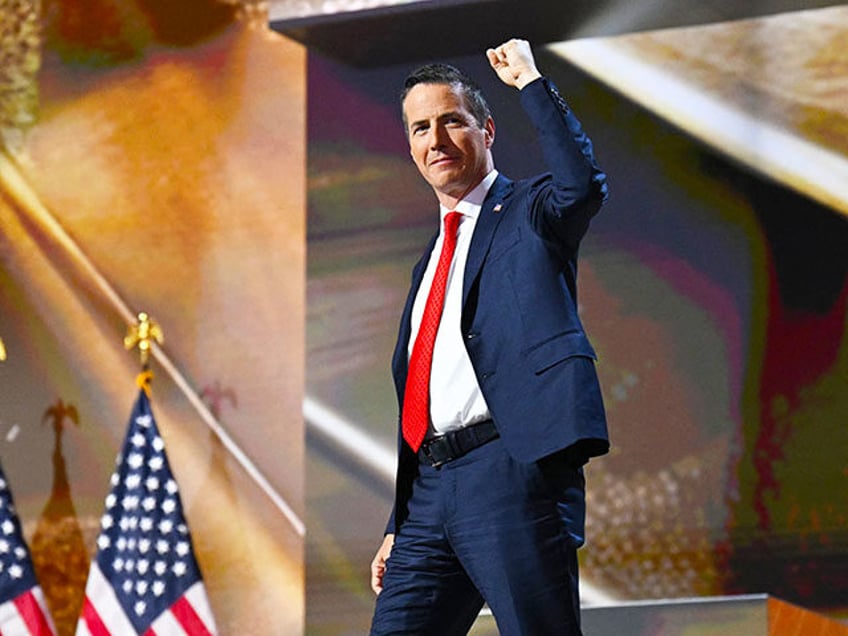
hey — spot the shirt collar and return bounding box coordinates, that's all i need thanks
[440,170,499,222]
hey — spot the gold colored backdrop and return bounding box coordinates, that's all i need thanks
[0,1,305,634]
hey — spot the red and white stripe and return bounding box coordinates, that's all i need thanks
[76,565,217,636]
[0,586,56,636]
[148,585,216,636]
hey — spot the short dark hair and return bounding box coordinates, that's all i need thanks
[401,63,492,130]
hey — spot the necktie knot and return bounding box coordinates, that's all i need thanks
[444,210,461,236]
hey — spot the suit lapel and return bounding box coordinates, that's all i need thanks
[462,174,514,308]
[391,231,439,394]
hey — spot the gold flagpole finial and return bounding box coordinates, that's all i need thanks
[124,311,164,368]
[0,336,6,361]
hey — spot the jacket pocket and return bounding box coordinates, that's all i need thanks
[527,330,597,375]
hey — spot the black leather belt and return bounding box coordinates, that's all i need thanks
[418,419,499,467]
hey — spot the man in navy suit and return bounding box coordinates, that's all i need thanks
[370,39,610,635]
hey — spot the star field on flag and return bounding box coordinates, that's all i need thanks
[76,390,217,635]
[0,463,56,635]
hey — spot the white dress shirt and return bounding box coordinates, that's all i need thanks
[408,170,498,435]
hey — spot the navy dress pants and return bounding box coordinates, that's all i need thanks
[370,437,586,635]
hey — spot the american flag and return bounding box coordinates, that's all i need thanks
[76,390,217,635]
[0,463,56,635]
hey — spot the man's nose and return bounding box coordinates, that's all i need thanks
[428,124,447,148]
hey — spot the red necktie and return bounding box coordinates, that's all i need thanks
[402,211,462,451]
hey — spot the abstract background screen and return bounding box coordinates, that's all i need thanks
[304,4,848,633]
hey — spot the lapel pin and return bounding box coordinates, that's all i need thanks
[493,203,503,213]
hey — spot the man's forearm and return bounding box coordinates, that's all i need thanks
[519,76,607,206]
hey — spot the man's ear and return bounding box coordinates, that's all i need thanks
[484,117,495,148]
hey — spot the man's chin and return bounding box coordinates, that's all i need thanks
[428,169,465,187]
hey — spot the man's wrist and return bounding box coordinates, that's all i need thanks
[516,71,543,90]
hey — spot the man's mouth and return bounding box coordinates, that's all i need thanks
[430,156,457,167]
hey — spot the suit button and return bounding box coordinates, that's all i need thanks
[465,332,477,340]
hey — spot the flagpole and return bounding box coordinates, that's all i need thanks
[0,151,305,538]
[125,312,305,538]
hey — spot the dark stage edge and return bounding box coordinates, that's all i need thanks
[269,0,847,68]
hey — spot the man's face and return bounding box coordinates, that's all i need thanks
[402,82,494,205]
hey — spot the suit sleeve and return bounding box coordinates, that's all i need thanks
[518,77,608,251]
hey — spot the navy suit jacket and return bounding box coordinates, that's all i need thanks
[388,77,610,534]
